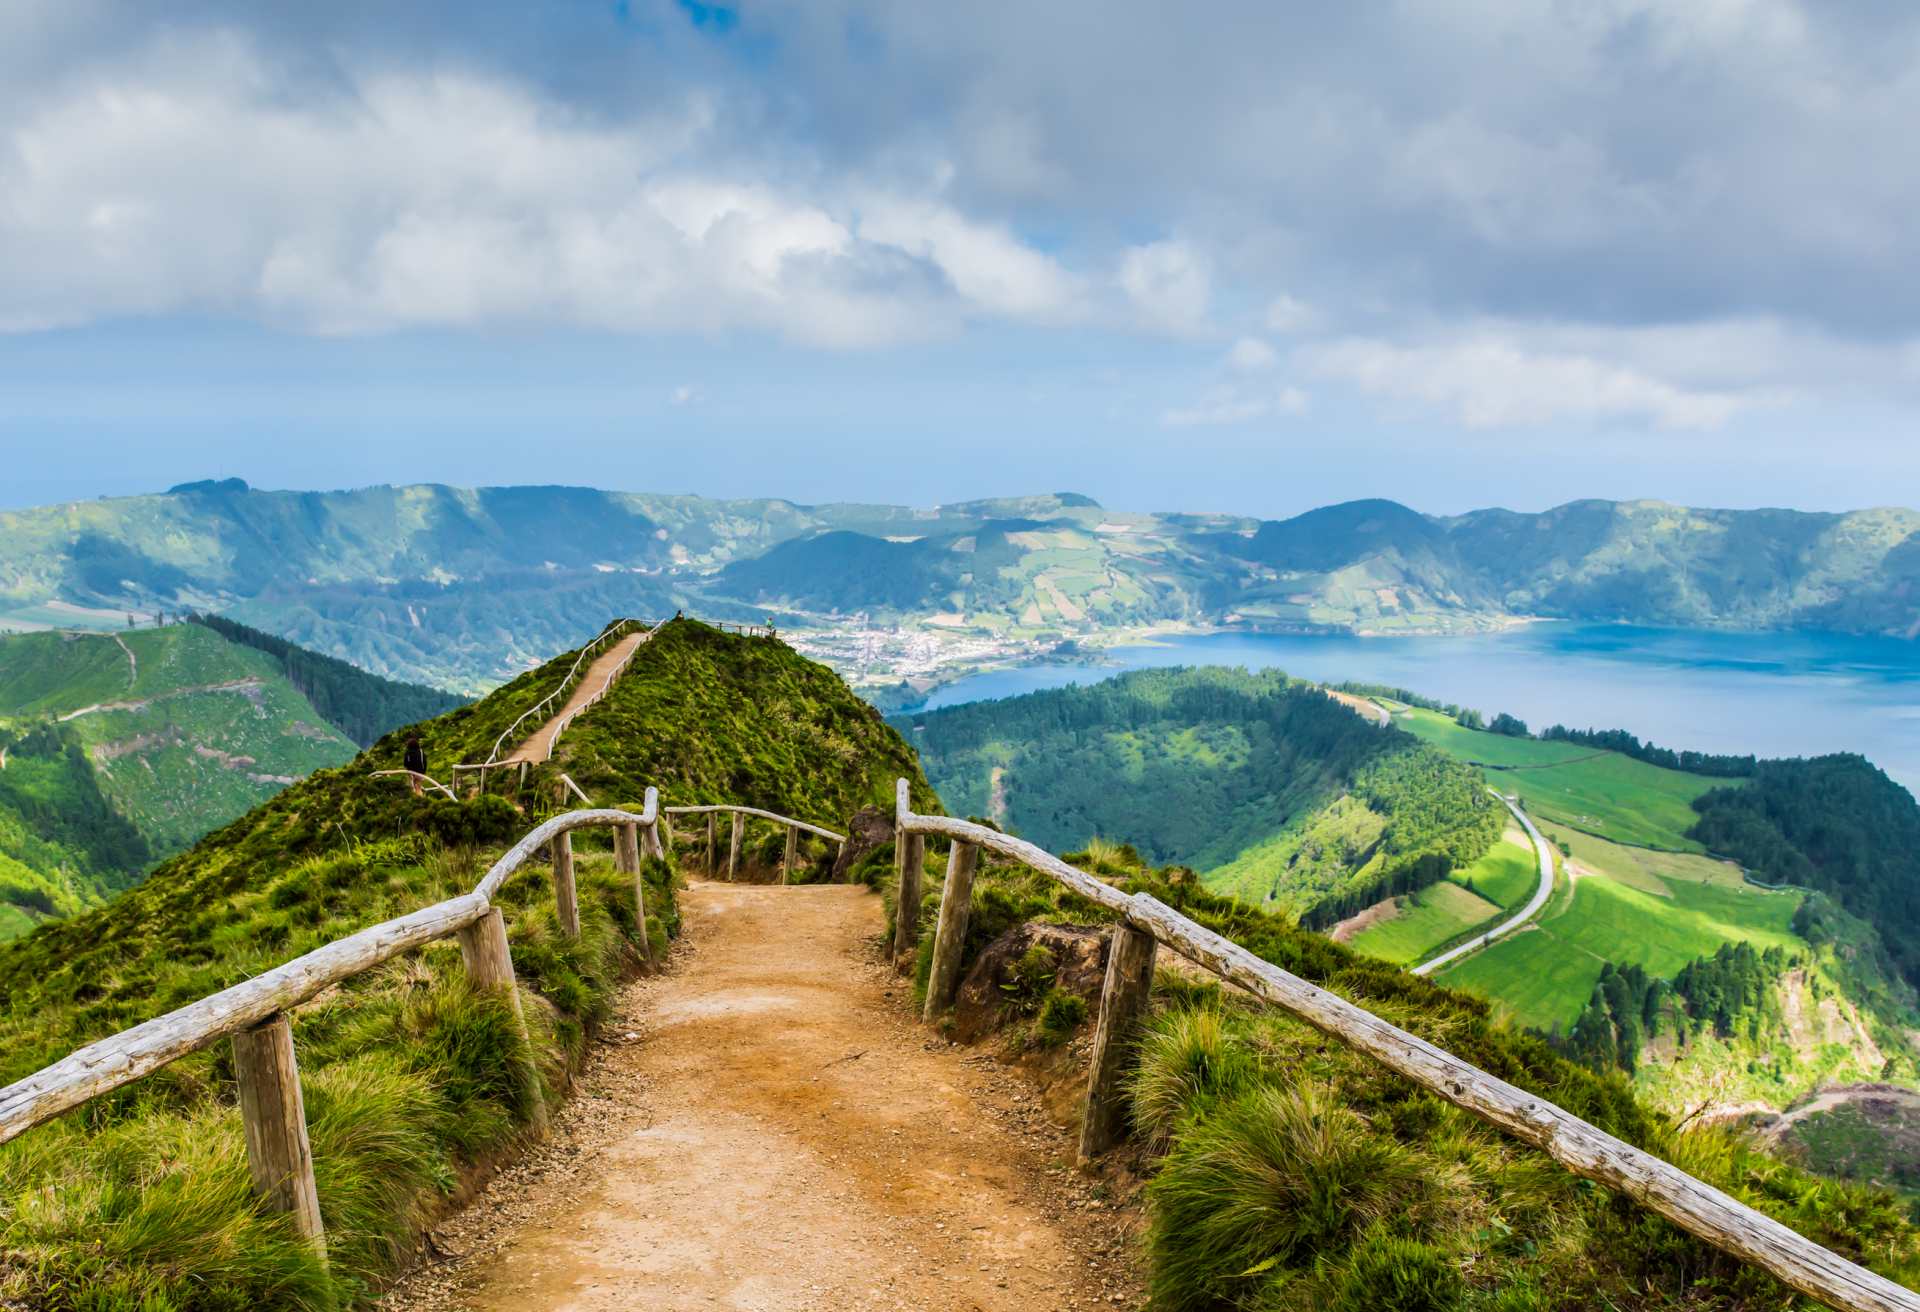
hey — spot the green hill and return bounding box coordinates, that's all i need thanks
[0,622,466,939]
[897,667,1503,921]
[0,618,928,1308]
[5,483,1917,696]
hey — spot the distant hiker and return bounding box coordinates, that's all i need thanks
[403,736,427,795]
[675,608,684,620]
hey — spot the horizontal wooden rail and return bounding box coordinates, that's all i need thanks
[662,803,845,844]
[893,780,1920,1312]
[0,792,660,1149]
[559,773,593,805]
[480,619,648,768]
[368,769,458,801]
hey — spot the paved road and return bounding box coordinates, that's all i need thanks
[1412,792,1555,977]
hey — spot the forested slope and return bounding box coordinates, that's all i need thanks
[900,667,1501,920]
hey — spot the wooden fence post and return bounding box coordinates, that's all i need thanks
[891,832,926,963]
[1078,924,1157,1162]
[728,813,743,881]
[615,822,639,875]
[836,839,847,882]
[231,1014,326,1258]
[458,907,548,1132]
[923,840,978,1020]
[659,814,675,860]
[782,825,797,884]
[706,814,718,872]
[552,832,579,940]
[644,820,665,863]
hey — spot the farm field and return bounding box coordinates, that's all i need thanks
[1346,880,1501,965]
[1394,706,1725,850]
[1347,830,1539,966]
[1433,825,1804,1030]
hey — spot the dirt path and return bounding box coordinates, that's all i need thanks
[382,882,1140,1312]
[499,630,649,766]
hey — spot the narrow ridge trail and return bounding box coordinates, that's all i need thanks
[384,882,1140,1312]
[499,629,650,767]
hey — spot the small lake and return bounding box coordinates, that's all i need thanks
[916,624,1920,794]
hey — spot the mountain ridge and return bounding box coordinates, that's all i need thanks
[3,483,1919,694]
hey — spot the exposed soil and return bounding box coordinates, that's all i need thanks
[500,630,650,766]
[380,881,1142,1312]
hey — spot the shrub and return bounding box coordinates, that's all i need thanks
[1129,1007,1257,1150]
[1035,989,1088,1045]
[1327,1228,1464,1312]
[1144,1083,1435,1311]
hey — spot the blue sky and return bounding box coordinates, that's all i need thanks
[3,1,1919,517]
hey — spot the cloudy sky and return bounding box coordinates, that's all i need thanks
[3,0,1919,517]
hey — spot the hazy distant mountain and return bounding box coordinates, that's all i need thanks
[2,482,1917,690]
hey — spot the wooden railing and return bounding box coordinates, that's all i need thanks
[0,789,668,1261]
[663,803,846,883]
[368,768,458,801]
[892,779,1920,1312]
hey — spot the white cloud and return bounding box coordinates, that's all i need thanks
[671,385,700,406]
[1163,382,1308,427]
[1118,240,1210,333]
[0,37,1086,345]
[855,197,1081,319]
[1227,336,1278,372]
[1263,295,1315,335]
[1302,334,1758,429]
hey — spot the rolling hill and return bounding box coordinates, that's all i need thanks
[4,483,1919,696]
[0,620,462,938]
[897,667,1504,922]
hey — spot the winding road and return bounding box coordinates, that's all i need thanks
[1411,791,1556,977]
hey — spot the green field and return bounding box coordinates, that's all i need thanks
[1346,831,1539,966]
[1456,831,1539,908]
[1395,707,1725,850]
[1347,880,1502,965]
[1433,828,1804,1030]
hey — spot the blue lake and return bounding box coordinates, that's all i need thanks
[918,624,1920,794]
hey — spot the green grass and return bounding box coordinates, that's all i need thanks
[1434,844,1803,1031]
[1347,881,1501,966]
[1451,832,1538,908]
[1397,707,1727,850]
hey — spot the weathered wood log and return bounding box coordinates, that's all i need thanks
[706,813,718,873]
[895,785,1920,1312]
[458,907,548,1132]
[473,803,657,902]
[923,840,978,1019]
[641,819,665,863]
[782,825,797,884]
[614,823,639,876]
[551,832,579,940]
[661,804,845,843]
[836,839,847,882]
[0,891,491,1145]
[728,813,743,880]
[660,813,675,859]
[232,1014,326,1256]
[1078,924,1156,1161]
[633,856,656,967]
[892,833,925,963]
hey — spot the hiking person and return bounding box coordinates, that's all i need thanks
[403,735,427,795]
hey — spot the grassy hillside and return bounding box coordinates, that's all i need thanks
[1345,829,1537,965]
[1395,705,1722,849]
[880,832,1920,1309]
[0,623,465,940]
[0,619,928,1309]
[899,667,1502,921]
